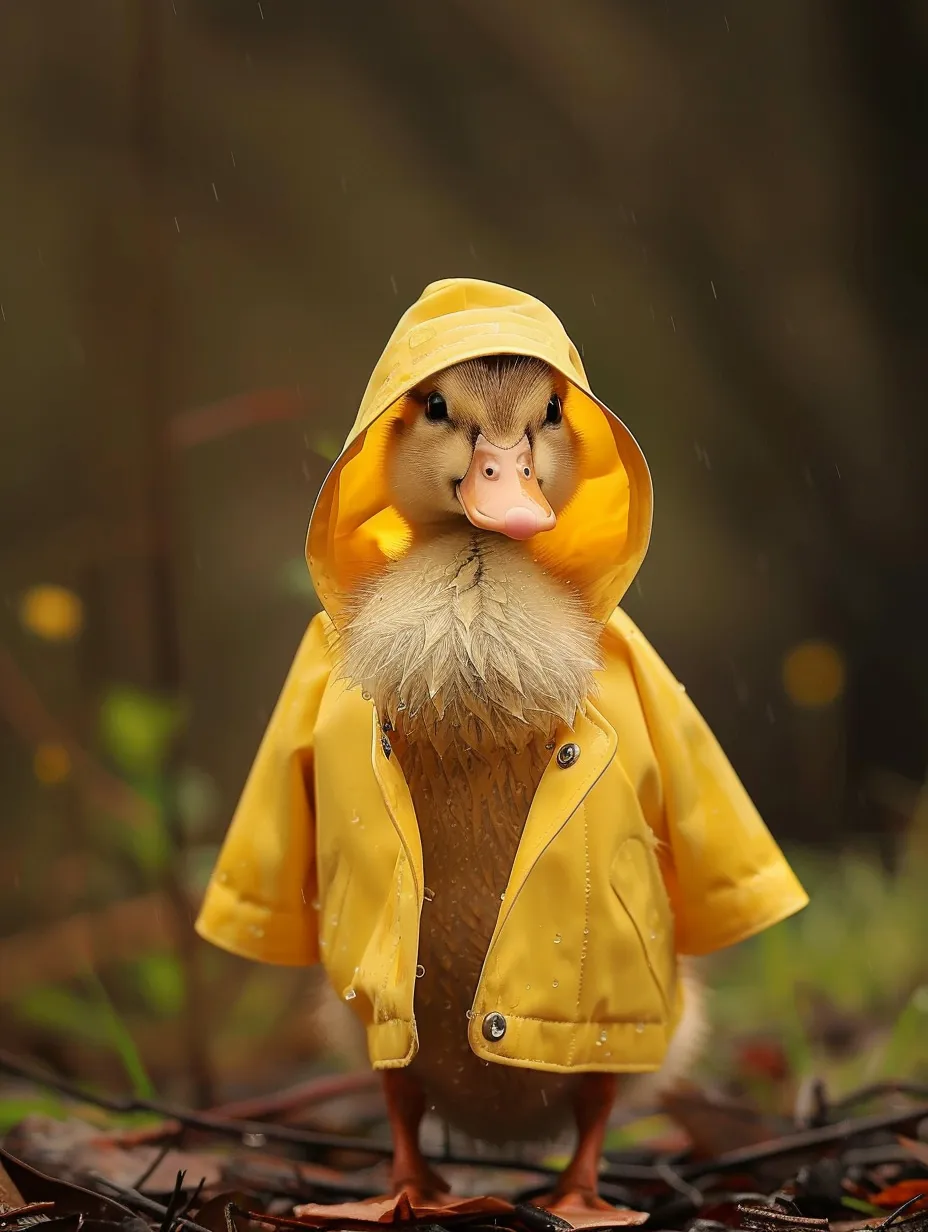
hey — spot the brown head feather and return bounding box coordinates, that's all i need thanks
[386,356,579,530]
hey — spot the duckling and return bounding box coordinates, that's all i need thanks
[336,357,707,1209]
[196,278,809,1216]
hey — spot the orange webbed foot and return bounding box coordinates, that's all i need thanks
[533,1188,647,1227]
[538,1189,617,1212]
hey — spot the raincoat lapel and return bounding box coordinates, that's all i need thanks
[497,702,618,925]
[370,709,424,899]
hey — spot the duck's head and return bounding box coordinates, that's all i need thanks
[387,356,578,540]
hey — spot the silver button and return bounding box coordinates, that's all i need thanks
[482,1012,507,1042]
[556,742,580,768]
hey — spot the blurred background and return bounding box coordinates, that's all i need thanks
[1,0,926,1126]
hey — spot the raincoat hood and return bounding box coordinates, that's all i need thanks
[306,278,653,623]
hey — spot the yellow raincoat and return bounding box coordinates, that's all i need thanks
[196,278,808,1074]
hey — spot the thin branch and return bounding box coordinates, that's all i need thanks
[654,1162,703,1208]
[677,1102,928,1181]
[0,1050,389,1157]
[130,1140,176,1193]
[829,1082,928,1114]
[207,1070,379,1121]
[167,388,306,452]
[882,1196,928,1229]
[88,1174,211,1232]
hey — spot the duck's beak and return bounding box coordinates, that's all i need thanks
[456,433,556,540]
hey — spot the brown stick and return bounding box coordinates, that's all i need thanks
[0,1050,387,1158]
[167,387,305,451]
[677,1102,928,1180]
[207,1070,379,1121]
[98,1070,381,1148]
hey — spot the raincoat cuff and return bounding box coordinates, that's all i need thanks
[676,863,809,956]
[194,877,319,967]
[367,1018,417,1068]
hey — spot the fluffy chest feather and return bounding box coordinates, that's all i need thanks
[336,530,603,753]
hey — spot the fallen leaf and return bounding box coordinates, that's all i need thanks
[0,1162,26,1208]
[0,1202,54,1226]
[291,1190,515,1225]
[4,1115,221,1194]
[870,1182,928,1211]
[737,1039,791,1082]
[0,1148,147,1231]
[286,1189,648,1231]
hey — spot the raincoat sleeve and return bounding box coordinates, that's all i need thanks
[608,608,809,956]
[194,611,333,966]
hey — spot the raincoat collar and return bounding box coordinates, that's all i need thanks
[306,277,654,624]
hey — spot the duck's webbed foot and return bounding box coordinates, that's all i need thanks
[543,1188,618,1214]
[536,1074,638,1216]
[383,1069,452,1206]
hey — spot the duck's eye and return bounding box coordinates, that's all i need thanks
[545,393,562,425]
[425,391,448,421]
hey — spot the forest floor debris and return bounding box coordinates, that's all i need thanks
[1,1052,927,1232]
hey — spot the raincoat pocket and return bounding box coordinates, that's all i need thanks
[609,835,675,1013]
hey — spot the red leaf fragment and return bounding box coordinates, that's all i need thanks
[869,1182,928,1212]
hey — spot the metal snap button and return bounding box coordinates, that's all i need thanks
[556,742,580,768]
[482,1012,507,1042]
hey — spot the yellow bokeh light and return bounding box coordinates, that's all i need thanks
[19,585,84,642]
[33,741,72,785]
[782,640,846,708]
